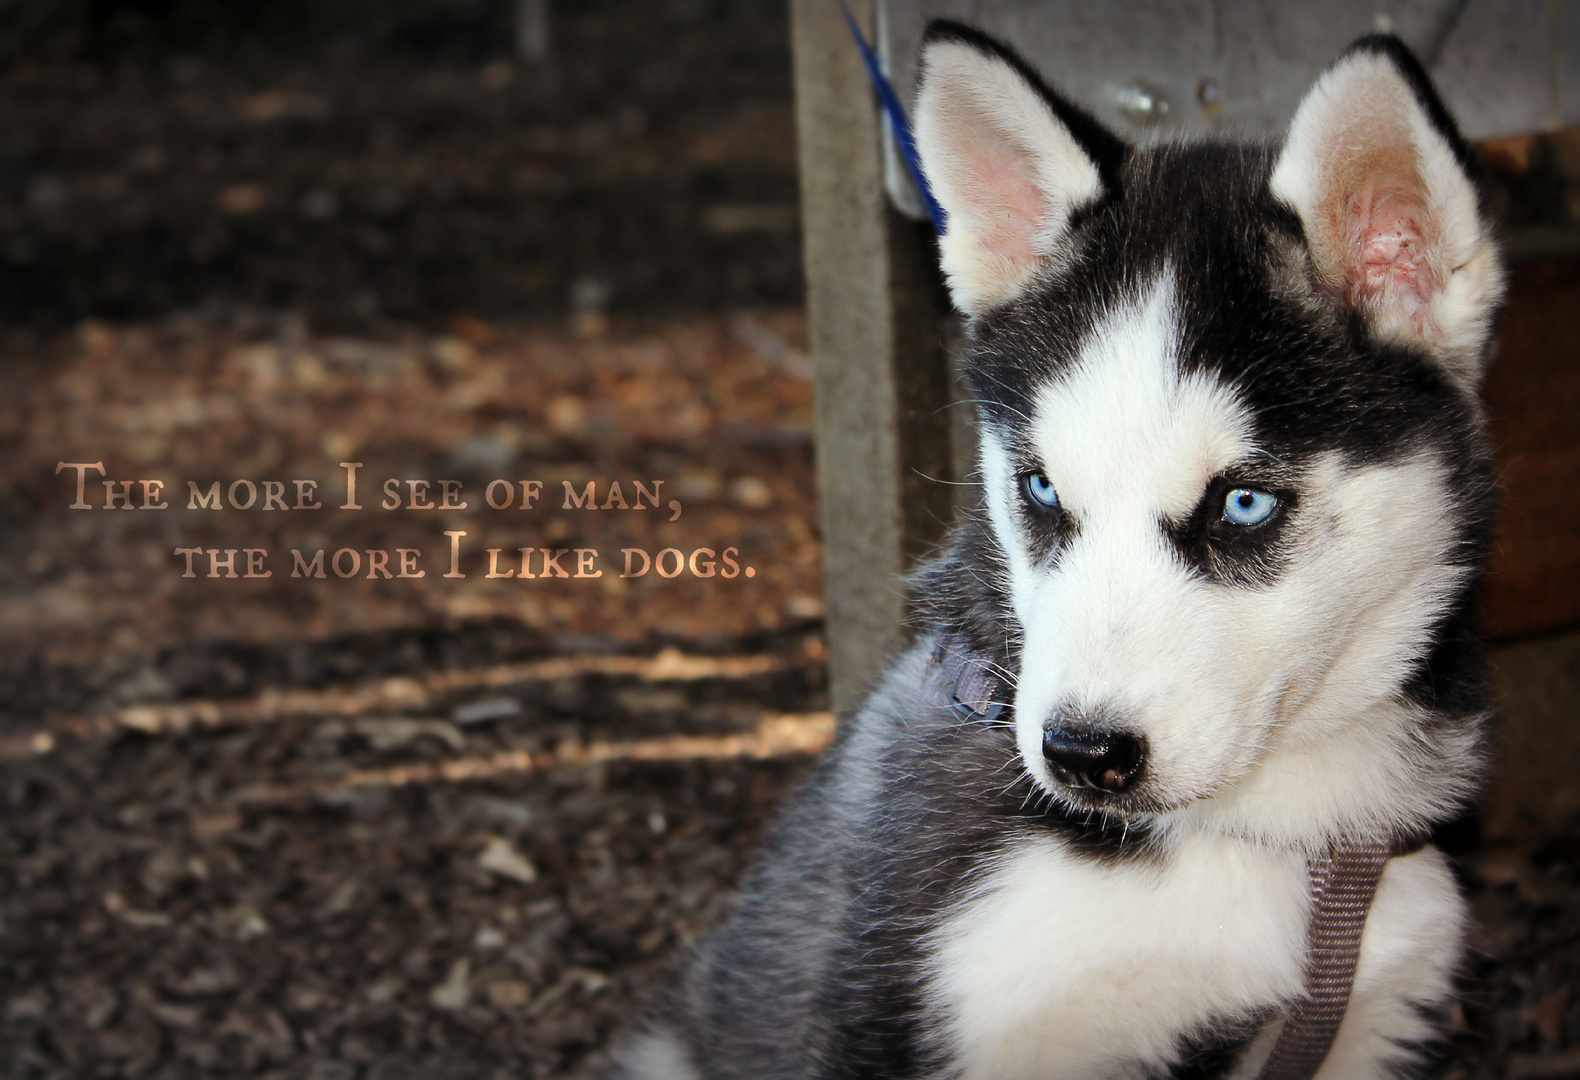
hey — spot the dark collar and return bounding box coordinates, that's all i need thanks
[929,634,1008,721]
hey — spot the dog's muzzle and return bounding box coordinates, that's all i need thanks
[1041,723,1146,794]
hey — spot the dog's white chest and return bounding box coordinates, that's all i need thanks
[926,834,1310,1080]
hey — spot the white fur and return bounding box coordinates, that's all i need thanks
[982,277,1472,848]
[929,837,1464,1080]
[914,39,1102,315]
[929,833,1308,1079]
[1271,48,1504,391]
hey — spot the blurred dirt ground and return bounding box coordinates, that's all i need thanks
[0,5,834,1075]
[1,3,1578,1078]
[0,298,838,1077]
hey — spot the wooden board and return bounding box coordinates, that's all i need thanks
[1481,257,1580,640]
[791,0,954,716]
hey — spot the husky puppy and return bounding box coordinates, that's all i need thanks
[617,25,1502,1080]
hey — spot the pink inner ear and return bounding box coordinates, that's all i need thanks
[1345,182,1436,318]
[953,120,1046,274]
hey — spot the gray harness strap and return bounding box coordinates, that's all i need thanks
[1254,839,1393,1080]
[927,635,1424,1080]
[1255,833,1424,1080]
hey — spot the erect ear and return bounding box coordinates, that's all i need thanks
[913,23,1122,317]
[1271,35,1504,389]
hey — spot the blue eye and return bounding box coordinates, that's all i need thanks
[1222,488,1277,526]
[1023,473,1060,511]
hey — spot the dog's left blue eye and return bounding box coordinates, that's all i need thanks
[1222,488,1277,526]
[1023,472,1059,510]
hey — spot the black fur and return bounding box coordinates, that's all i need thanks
[1164,1020,1268,1080]
[1164,476,1300,588]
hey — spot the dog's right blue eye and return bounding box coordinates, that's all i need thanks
[1023,473,1059,511]
[1222,487,1277,526]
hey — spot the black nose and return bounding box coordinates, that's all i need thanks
[1042,725,1146,793]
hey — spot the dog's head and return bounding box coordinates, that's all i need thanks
[913,26,1500,827]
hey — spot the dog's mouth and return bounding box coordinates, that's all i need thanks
[1022,782,1171,850]
[1043,781,1168,818]
[1025,753,1200,822]
[1036,756,1259,827]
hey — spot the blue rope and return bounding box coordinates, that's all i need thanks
[837,0,947,234]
